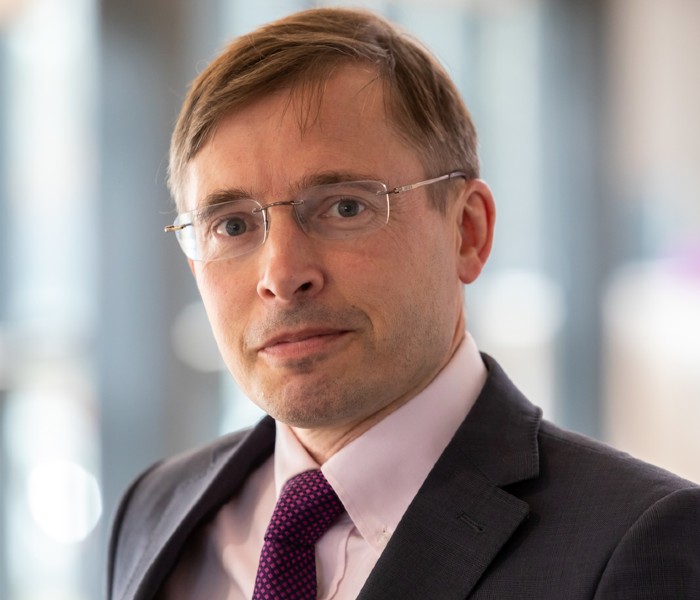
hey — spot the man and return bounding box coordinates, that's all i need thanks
[107,8,700,599]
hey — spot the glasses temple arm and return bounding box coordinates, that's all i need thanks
[388,171,467,195]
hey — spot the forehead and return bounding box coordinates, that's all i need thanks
[182,65,422,210]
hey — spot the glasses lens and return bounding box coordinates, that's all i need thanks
[297,181,389,239]
[177,199,266,261]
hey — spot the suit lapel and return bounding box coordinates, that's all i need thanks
[121,416,276,600]
[358,355,541,600]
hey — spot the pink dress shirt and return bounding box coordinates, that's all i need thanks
[159,333,487,599]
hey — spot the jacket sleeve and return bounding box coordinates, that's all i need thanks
[593,486,700,599]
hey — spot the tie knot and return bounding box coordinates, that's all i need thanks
[265,469,343,547]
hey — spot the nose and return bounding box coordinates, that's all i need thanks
[256,204,325,303]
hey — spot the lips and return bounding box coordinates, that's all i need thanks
[258,328,349,352]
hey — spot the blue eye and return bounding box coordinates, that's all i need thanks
[216,216,248,237]
[328,197,366,218]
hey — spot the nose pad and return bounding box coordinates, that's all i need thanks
[256,199,308,239]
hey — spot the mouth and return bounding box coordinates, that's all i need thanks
[257,328,352,361]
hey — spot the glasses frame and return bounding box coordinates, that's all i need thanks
[164,170,467,261]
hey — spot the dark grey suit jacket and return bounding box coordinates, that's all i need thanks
[107,356,700,599]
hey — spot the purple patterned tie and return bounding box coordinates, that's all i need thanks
[253,469,343,599]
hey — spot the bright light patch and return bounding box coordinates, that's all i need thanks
[474,268,565,347]
[27,460,102,544]
[171,300,225,372]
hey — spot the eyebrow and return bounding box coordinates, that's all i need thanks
[197,188,252,210]
[194,170,381,211]
[296,170,380,189]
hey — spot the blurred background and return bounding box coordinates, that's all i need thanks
[0,0,698,597]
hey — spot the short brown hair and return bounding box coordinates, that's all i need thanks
[168,7,479,211]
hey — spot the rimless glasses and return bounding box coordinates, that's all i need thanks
[164,171,467,262]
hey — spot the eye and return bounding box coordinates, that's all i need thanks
[326,196,367,218]
[214,216,249,237]
[205,208,260,238]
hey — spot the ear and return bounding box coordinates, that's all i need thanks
[454,179,495,284]
[188,258,196,278]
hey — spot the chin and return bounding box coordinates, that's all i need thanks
[263,389,361,430]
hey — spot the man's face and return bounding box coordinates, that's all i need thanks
[185,65,487,434]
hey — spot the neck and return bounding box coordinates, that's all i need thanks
[290,400,407,464]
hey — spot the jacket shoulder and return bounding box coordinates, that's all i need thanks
[538,418,697,497]
[535,421,700,597]
[498,418,700,596]
[122,426,255,515]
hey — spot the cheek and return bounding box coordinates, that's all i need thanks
[377,227,461,313]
